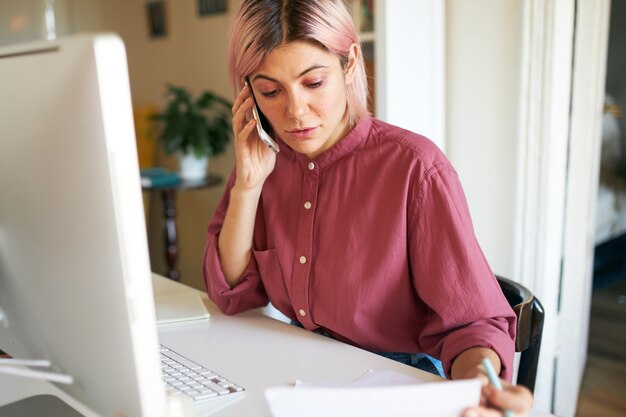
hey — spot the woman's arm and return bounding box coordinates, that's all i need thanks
[218,184,263,286]
[218,83,276,286]
[451,347,500,380]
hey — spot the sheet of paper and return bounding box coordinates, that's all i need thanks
[295,369,425,388]
[266,375,481,417]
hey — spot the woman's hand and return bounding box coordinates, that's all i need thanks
[462,380,533,417]
[453,348,533,417]
[217,83,277,285]
[231,83,276,192]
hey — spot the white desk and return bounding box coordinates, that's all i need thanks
[0,275,554,417]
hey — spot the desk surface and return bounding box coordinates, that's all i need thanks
[0,276,555,417]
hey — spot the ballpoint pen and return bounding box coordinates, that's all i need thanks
[481,357,515,417]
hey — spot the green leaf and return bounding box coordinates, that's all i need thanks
[150,84,233,157]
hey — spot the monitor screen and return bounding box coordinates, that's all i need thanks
[0,33,166,417]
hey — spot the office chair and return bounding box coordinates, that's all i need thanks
[496,275,544,395]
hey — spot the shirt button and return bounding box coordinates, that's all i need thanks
[308,162,315,170]
[299,309,306,317]
[304,201,312,209]
[299,256,307,264]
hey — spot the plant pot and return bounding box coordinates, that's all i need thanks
[178,152,208,180]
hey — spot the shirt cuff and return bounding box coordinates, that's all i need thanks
[202,232,268,314]
[441,318,516,381]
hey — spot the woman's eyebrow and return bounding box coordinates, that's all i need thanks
[297,64,327,77]
[251,65,328,83]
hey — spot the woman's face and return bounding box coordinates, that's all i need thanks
[249,41,356,159]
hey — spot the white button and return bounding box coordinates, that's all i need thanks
[304,201,312,209]
[299,256,307,264]
[299,309,306,317]
[308,162,315,170]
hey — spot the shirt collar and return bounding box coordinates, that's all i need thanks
[280,116,373,169]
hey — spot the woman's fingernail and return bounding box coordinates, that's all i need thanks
[463,410,479,417]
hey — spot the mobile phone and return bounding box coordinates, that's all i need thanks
[246,77,279,153]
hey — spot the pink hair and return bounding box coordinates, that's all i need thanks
[227,0,370,125]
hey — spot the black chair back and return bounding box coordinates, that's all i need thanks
[496,275,544,394]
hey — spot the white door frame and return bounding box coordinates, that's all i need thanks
[514,0,611,415]
[514,0,576,411]
[556,0,611,415]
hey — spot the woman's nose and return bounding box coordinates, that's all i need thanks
[286,92,309,119]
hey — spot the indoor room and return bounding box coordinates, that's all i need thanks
[0,1,624,416]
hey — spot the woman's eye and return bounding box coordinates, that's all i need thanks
[261,90,278,98]
[307,81,324,88]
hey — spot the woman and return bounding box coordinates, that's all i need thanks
[203,0,533,415]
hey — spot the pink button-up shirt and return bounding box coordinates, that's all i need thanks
[203,117,516,380]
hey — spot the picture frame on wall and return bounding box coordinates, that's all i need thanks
[146,1,167,38]
[197,0,227,16]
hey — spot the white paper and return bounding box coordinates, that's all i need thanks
[265,372,481,417]
[295,369,425,388]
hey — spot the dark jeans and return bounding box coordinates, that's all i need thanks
[290,321,445,378]
[374,351,445,378]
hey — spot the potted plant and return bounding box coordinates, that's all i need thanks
[152,84,232,180]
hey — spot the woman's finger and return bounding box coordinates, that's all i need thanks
[236,118,257,147]
[231,82,250,116]
[461,406,505,417]
[232,86,253,133]
[233,98,253,133]
[484,384,533,413]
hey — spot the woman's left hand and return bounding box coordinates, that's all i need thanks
[462,380,534,417]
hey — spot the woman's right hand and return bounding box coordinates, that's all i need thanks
[231,83,277,192]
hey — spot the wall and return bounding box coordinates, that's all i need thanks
[96,0,241,291]
[445,0,524,278]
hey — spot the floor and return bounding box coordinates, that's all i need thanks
[575,278,626,417]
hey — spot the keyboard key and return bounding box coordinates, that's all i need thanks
[194,391,219,400]
[202,381,229,395]
[162,350,202,370]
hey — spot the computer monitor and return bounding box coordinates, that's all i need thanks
[0,34,167,416]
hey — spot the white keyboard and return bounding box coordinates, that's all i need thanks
[159,344,244,402]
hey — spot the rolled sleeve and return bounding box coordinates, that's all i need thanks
[440,318,516,381]
[203,232,269,315]
[410,164,516,381]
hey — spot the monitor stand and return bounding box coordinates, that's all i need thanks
[0,395,84,417]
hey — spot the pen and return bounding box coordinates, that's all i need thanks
[481,357,515,417]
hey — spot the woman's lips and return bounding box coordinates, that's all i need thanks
[287,126,317,139]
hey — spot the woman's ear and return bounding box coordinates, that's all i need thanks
[344,43,360,85]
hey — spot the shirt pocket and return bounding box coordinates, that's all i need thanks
[252,248,290,311]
